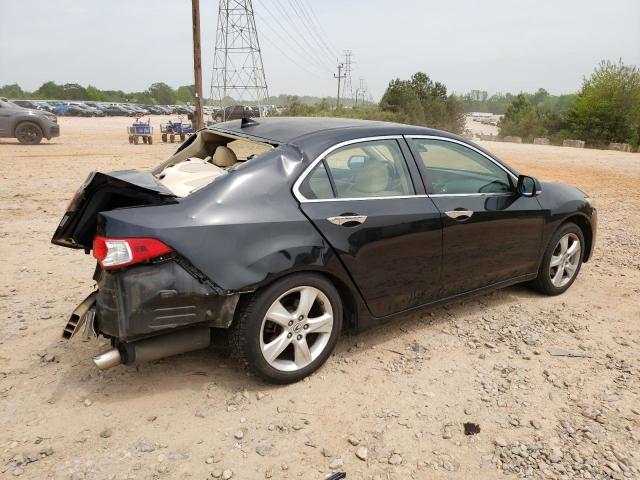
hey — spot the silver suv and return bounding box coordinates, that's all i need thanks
[0,99,60,144]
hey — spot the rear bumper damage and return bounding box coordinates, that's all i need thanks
[64,259,241,369]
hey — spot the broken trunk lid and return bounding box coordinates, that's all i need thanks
[51,170,176,250]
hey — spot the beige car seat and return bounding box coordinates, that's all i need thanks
[342,160,396,198]
[158,157,226,197]
[212,145,237,167]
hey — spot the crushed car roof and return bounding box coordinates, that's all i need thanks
[207,116,462,146]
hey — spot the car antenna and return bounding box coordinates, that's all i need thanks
[241,117,259,128]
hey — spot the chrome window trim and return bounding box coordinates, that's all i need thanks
[292,135,407,203]
[405,135,519,183]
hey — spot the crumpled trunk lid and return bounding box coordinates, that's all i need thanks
[51,170,176,250]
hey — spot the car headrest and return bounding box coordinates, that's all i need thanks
[353,160,389,193]
[212,146,237,167]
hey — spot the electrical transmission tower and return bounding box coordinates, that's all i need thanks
[210,0,269,120]
[343,50,354,104]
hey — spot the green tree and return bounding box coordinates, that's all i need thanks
[380,73,465,133]
[175,85,195,104]
[34,81,63,99]
[568,60,640,147]
[61,83,88,100]
[379,78,425,125]
[147,82,176,105]
[0,83,26,99]
[498,94,547,140]
[85,85,103,101]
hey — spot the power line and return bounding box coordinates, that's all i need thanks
[269,0,336,71]
[286,0,338,65]
[258,27,327,79]
[254,0,334,75]
[300,0,340,58]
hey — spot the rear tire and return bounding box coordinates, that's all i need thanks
[133,136,139,144]
[147,136,153,145]
[15,122,43,145]
[230,273,342,384]
[170,134,175,143]
[128,135,133,144]
[532,222,584,295]
[161,133,167,142]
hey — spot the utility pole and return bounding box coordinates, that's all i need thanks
[191,0,204,129]
[334,63,345,109]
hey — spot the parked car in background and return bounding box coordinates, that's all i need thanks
[12,100,44,110]
[212,104,259,122]
[70,102,104,117]
[48,101,70,116]
[0,98,60,144]
[51,117,596,383]
[101,104,131,116]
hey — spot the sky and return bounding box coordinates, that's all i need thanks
[1,0,638,100]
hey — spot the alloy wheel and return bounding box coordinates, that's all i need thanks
[16,124,41,144]
[549,233,581,288]
[259,286,333,372]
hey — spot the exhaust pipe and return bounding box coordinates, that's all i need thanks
[93,348,122,369]
[93,326,211,370]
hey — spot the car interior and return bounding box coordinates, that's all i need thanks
[154,130,272,197]
[301,140,415,200]
[411,139,513,194]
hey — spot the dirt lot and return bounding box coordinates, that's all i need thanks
[1,117,639,480]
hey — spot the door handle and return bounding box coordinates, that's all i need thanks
[327,215,367,226]
[445,210,474,220]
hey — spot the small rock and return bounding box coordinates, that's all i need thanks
[548,448,563,463]
[494,437,508,447]
[322,448,332,458]
[211,469,222,478]
[234,430,244,440]
[83,399,92,407]
[222,469,233,480]
[256,392,265,400]
[530,419,541,429]
[12,468,24,477]
[329,458,343,469]
[206,457,215,464]
[388,453,402,465]
[348,435,360,446]
[255,444,271,456]
[355,446,368,461]
[100,429,112,439]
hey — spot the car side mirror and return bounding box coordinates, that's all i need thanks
[517,175,541,197]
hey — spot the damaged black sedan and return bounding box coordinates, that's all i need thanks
[52,117,597,383]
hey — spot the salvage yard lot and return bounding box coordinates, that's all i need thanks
[0,116,639,479]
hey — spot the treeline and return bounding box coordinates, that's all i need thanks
[284,72,466,134]
[497,60,640,148]
[0,81,197,105]
[456,89,577,115]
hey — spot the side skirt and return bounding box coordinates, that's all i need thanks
[356,273,538,330]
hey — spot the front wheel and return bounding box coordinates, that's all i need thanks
[15,122,43,145]
[532,222,584,295]
[230,273,342,383]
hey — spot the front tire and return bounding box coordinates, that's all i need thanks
[230,273,342,384]
[15,122,43,145]
[533,222,584,295]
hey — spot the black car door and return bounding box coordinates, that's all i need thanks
[406,136,544,297]
[297,136,443,318]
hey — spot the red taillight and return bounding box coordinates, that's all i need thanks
[92,236,173,270]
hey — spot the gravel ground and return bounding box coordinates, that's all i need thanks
[0,117,639,480]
